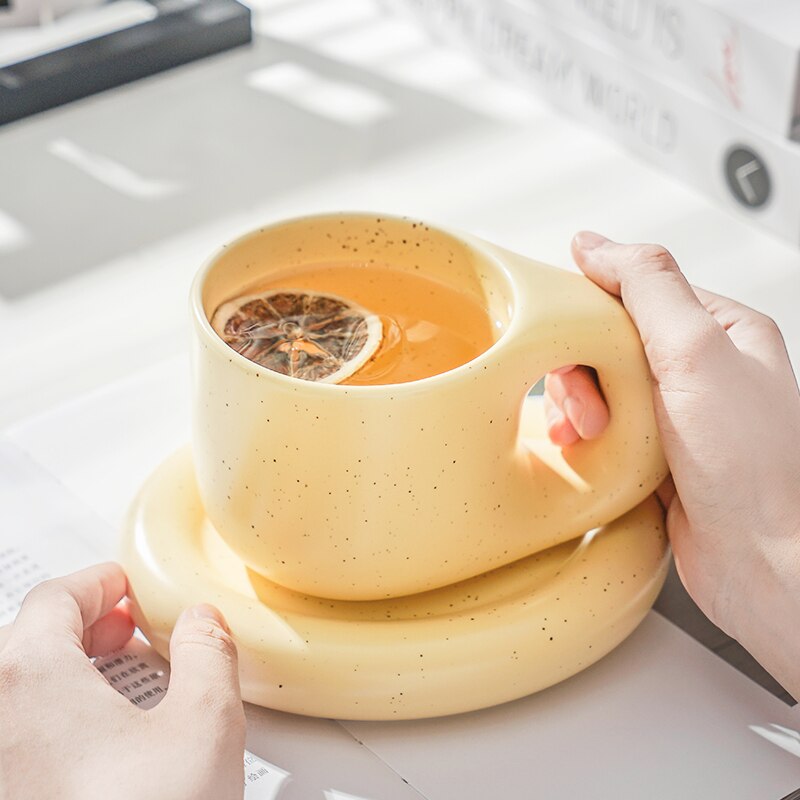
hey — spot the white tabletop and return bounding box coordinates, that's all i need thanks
[3,0,800,795]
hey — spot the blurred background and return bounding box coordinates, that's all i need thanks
[1,0,799,703]
[2,0,800,416]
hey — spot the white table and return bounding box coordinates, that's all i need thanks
[3,0,800,795]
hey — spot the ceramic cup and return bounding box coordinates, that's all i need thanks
[191,212,667,601]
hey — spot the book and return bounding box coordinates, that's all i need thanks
[385,0,800,244]
[515,0,800,142]
[0,0,252,126]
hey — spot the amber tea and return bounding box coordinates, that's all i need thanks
[210,263,500,385]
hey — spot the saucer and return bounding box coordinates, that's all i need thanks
[122,446,669,720]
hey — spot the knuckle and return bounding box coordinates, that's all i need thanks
[177,621,238,662]
[630,243,678,274]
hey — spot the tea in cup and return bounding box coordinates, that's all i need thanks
[209,262,497,386]
[190,212,667,601]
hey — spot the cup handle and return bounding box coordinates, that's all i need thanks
[500,250,669,550]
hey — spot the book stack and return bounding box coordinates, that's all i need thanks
[0,0,252,126]
[384,0,800,244]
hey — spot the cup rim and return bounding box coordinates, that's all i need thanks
[190,211,519,393]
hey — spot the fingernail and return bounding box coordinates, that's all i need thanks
[188,603,230,633]
[574,231,608,251]
[562,396,586,437]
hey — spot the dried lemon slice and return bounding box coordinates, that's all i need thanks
[210,289,383,383]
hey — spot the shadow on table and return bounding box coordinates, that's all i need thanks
[0,30,491,299]
[655,561,795,706]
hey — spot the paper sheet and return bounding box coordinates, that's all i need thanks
[0,547,51,625]
[92,639,290,796]
[0,439,288,798]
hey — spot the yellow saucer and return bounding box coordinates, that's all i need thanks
[122,448,669,720]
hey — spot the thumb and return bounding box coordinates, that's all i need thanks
[571,232,734,380]
[162,604,244,731]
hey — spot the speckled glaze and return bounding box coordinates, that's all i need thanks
[122,405,669,720]
[190,213,668,601]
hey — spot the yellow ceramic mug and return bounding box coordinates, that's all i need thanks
[192,212,667,601]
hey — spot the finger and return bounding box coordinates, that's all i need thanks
[655,474,676,510]
[159,604,243,728]
[543,391,580,446]
[0,624,10,652]
[571,232,735,380]
[82,602,136,658]
[692,286,791,372]
[11,563,128,653]
[544,367,609,439]
[692,285,755,332]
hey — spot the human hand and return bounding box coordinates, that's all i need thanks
[0,563,246,800]
[545,232,800,697]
